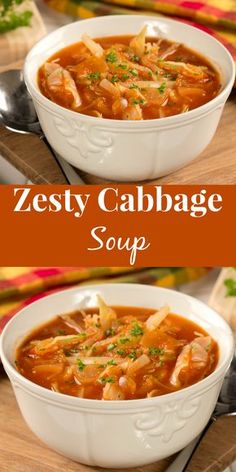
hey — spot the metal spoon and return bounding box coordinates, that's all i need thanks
[0,69,84,184]
[166,350,236,472]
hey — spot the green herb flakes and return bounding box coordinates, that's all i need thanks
[107,343,117,351]
[117,63,127,70]
[106,50,117,63]
[117,349,126,356]
[128,351,137,360]
[119,337,130,344]
[77,359,85,371]
[87,72,101,81]
[98,376,115,384]
[130,322,143,336]
[111,74,119,83]
[132,98,146,105]
[149,347,164,356]
[158,83,166,94]
[130,69,138,77]
[107,359,117,366]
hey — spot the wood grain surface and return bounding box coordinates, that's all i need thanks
[0,127,67,184]
[0,367,236,472]
[0,91,235,185]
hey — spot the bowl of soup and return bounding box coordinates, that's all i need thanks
[0,284,234,467]
[24,15,235,181]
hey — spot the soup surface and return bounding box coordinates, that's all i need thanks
[38,28,221,120]
[16,298,218,400]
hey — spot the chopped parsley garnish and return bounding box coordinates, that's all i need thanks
[98,376,115,384]
[117,63,127,70]
[132,98,146,105]
[119,337,130,344]
[132,55,140,63]
[111,74,119,83]
[107,359,117,366]
[77,359,85,371]
[149,347,164,356]
[122,73,130,81]
[128,351,137,360]
[64,348,80,356]
[158,83,166,94]
[87,72,101,81]
[107,343,117,351]
[106,50,118,63]
[130,322,143,336]
[224,278,236,296]
[148,71,153,77]
[117,349,126,356]
[130,69,138,77]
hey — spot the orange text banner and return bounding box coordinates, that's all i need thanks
[0,185,234,266]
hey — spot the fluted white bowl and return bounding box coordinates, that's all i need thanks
[24,15,235,181]
[0,284,234,468]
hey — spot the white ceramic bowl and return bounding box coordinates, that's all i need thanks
[0,284,234,468]
[24,16,235,182]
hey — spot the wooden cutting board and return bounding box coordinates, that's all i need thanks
[0,368,236,472]
[0,1,46,72]
[0,90,235,184]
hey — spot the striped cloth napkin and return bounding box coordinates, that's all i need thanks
[44,0,236,67]
[0,266,208,333]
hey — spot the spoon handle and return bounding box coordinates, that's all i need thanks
[165,418,215,472]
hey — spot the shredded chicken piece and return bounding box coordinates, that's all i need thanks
[31,334,84,355]
[130,25,147,57]
[81,33,104,58]
[146,305,170,331]
[170,336,212,387]
[44,62,81,108]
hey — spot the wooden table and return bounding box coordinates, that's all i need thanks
[0,368,236,472]
[0,90,235,185]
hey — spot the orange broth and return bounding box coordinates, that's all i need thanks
[38,34,221,120]
[16,305,218,400]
